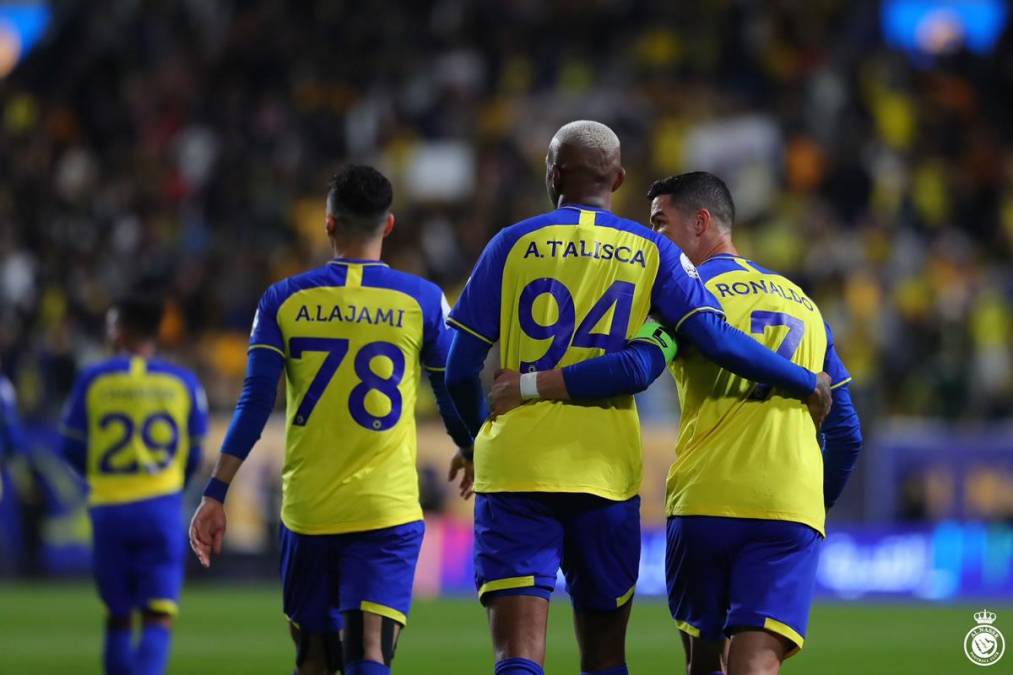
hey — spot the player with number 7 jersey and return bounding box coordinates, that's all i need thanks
[189,166,474,675]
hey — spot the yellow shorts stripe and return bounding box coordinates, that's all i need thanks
[763,617,804,655]
[676,620,701,637]
[477,575,536,599]
[673,306,725,332]
[446,318,495,345]
[830,376,853,390]
[146,599,178,616]
[249,343,285,357]
[360,601,407,626]
[616,585,636,608]
[423,365,446,372]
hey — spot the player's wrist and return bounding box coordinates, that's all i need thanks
[458,446,474,462]
[520,371,541,401]
[203,477,231,504]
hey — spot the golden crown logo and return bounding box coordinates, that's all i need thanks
[975,610,997,626]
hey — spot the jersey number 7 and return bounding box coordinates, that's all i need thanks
[289,337,405,431]
[748,310,805,400]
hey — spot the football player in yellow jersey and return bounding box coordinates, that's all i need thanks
[59,293,209,675]
[446,124,832,675]
[489,172,863,675]
[188,165,474,675]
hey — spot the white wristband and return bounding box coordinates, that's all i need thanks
[519,371,540,401]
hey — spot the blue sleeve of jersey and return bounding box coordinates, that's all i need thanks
[650,237,724,329]
[821,384,863,509]
[249,286,285,356]
[447,231,510,345]
[821,323,862,508]
[421,285,473,449]
[185,375,209,485]
[678,312,818,397]
[445,329,492,439]
[561,340,668,398]
[823,322,852,388]
[220,348,284,460]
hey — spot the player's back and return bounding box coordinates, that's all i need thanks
[62,355,204,507]
[451,205,676,501]
[250,259,447,534]
[668,255,829,533]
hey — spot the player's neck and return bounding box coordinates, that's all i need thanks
[119,341,157,359]
[695,237,739,265]
[557,194,611,211]
[331,238,383,263]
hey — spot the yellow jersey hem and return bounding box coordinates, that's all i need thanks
[665,507,825,537]
[280,511,422,536]
[474,483,638,502]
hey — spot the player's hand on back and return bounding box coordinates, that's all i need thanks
[447,450,474,499]
[189,497,227,568]
[806,372,832,430]
[489,369,523,417]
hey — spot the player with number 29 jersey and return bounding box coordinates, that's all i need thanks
[450,205,720,501]
[249,259,453,535]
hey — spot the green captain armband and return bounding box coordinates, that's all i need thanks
[631,320,679,364]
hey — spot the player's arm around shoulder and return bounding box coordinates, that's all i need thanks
[488,319,678,416]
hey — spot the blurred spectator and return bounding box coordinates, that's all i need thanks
[0,0,1010,432]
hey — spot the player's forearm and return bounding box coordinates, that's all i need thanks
[821,384,863,508]
[678,312,817,398]
[183,442,204,486]
[559,341,668,399]
[445,330,492,438]
[426,368,474,449]
[219,348,283,461]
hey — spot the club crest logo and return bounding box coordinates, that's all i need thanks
[964,609,1005,667]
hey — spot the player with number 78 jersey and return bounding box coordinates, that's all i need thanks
[189,165,474,675]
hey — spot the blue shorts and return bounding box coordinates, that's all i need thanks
[89,493,185,617]
[474,492,640,612]
[279,520,424,633]
[666,516,821,653]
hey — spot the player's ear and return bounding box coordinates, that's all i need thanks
[612,167,626,193]
[382,212,395,238]
[695,208,710,235]
[325,214,337,237]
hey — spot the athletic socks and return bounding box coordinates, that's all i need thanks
[581,666,629,675]
[495,657,545,675]
[135,624,172,675]
[344,660,391,675]
[103,626,132,675]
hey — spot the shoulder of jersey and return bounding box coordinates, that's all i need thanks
[146,357,200,384]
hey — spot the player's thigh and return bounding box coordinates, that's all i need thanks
[337,520,424,628]
[89,508,133,617]
[280,523,343,634]
[131,512,186,617]
[666,516,735,644]
[560,494,641,613]
[726,519,821,657]
[473,493,563,606]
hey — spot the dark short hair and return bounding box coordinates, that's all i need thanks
[326,165,393,236]
[646,171,736,227]
[113,292,165,339]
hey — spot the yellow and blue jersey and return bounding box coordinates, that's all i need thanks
[60,356,208,507]
[665,255,852,535]
[249,259,454,535]
[449,205,722,501]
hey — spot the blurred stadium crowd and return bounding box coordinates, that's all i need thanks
[1,0,1011,429]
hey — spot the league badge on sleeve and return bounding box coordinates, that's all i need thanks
[964,609,1005,667]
